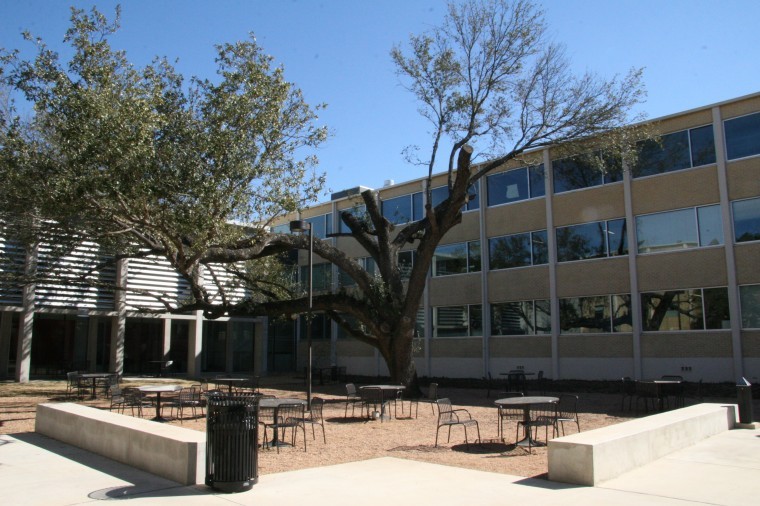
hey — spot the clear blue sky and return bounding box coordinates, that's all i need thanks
[2,0,758,202]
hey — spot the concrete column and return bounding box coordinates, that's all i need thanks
[186,310,203,377]
[15,241,37,383]
[162,318,172,359]
[0,311,13,379]
[477,175,490,377]
[623,159,643,379]
[87,316,99,372]
[543,148,560,379]
[110,258,127,376]
[712,106,744,379]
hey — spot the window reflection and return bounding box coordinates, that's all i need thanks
[559,294,630,333]
[487,164,544,206]
[556,219,626,262]
[634,125,715,178]
[434,304,482,337]
[491,300,551,335]
[641,287,729,331]
[725,112,760,160]
[732,197,760,243]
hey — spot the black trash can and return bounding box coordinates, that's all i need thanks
[205,393,259,493]
[736,377,753,425]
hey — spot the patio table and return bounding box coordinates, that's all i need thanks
[77,373,114,399]
[138,384,182,422]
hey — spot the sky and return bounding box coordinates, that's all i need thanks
[2,0,759,203]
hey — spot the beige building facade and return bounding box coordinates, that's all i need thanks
[281,92,760,383]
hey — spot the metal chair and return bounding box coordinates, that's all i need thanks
[412,382,439,418]
[554,394,580,436]
[344,383,363,418]
[108,385,128,413]
[635,381,659,413]
[496,392,524,440]
[661,375,685,408]
[519,401,557,453]
[434,398,480,448]
[298,397,326,444]
[262,403,306,453]
[122,387,152,418]
[506,372,527,395]
[360,387,385,421]
[620,377,636,411]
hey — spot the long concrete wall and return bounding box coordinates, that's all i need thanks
[35,403,206,485]
[548,403,738,486]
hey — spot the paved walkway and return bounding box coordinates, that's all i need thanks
[1,426,759,506]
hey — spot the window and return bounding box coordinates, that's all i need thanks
[303,214,332,240]
[433,304,482,337]
[552,151,622,194]
[338,257,376,287]
[398,250,416,280]
[740,285,760,329]
[299,312,331,339]
[487,164,545,206]
[300,263,332,292]
[491,300,551,335]
[270,223,291,234]
[556,219,627,262]
[641,287,730,331]
[489,230,548,269]
[432,241,481,276]
[382,192,422,224]
[559,295,631,333]
[338,205,367,234]
[636,205,723,254]
[431,184,480,212]
[633,125,716,177]
[725,112,760,160]
[732,197,760,243]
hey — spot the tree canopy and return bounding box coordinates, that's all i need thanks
[1,1,647,389]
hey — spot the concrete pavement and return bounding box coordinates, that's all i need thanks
[1,426,759,506]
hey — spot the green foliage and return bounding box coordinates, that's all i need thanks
[0,6,327,267]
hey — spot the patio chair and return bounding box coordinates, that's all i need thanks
[66,371,85,398]
[262,403,306,453]
[360,387,385,421]
[554,394,580,436]
[635,381,659,413]
[344,383,363,418]
[620,377,636,411]
[123,387,153,418]
[411,382,439,418]
[506,372,527,395]
[298,397,326,444]
[108,385,128,413]
[496,392,524,440]
[661,375,685,408]
[434,398,481,448]
[519,401,557,453]
[168,387,203,421]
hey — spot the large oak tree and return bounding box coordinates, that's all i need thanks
[1,1,646,389]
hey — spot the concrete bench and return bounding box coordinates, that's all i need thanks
[35,403,206,485]
[548,403,738,486]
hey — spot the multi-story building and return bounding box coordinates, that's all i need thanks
[1,92,758,383]
[280,92,760,383]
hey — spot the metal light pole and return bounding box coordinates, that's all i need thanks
[289,220,313,409]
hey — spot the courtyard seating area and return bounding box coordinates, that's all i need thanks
[4,375,746,479]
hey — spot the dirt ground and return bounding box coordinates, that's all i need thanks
[0,377,724,479]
